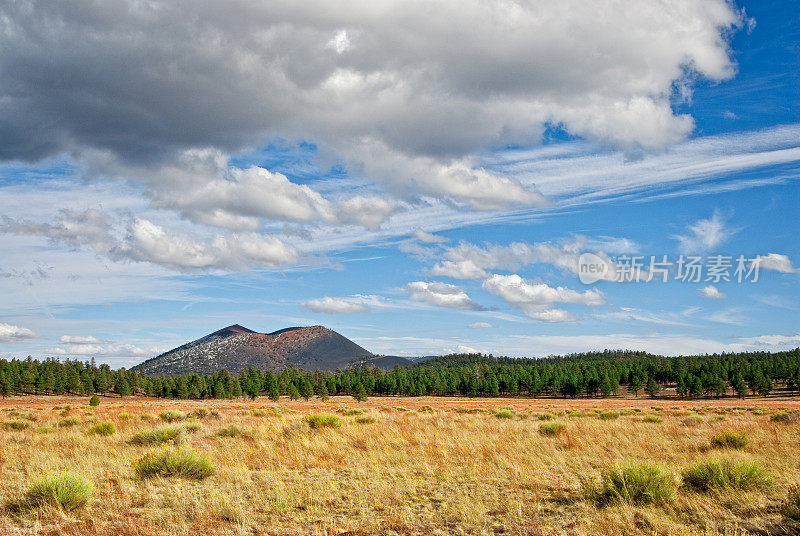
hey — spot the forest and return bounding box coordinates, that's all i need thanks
[0,348,798,401]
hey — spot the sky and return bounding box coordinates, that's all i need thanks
[0,0,798,367]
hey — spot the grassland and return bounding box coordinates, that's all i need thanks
[1,395,799,535]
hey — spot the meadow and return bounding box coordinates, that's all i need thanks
[1,395,799,536]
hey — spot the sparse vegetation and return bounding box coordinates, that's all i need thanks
[87,421,116,436]
[682,457,771,492]
[539,421,566,436]
[133,447,216,480]
[305,413,341,429]
[642,415,662,423]
[89,395,100,406]
[710,430,748,449]
[494,408,515,419]
[159,410,186,422]
[23,472,93,511]
[355,415,376,424]
[57,416,80,427]
[2,419,29,430]
[129,426,183,445]
[216,424,246,438]
[586,461,675,506]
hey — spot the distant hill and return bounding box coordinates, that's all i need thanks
[134,324,378,374]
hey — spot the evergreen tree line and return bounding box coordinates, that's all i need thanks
[0,348,798,400]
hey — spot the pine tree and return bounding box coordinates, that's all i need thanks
[352,381,368,402]
[318,382,330,401]
[288,383,300,400]
[645,378,660,398]
[599,372,612,397]
[629,374,644,398]
[299,378,314,401]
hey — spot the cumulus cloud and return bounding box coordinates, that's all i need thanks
[0,323,36,343]
[335,195,399,230]
[122,218,299,270]
[699,285,726,299]
[482,273,604,322]
[673,211,733,253]
[1,211,299,271]
[430,235,635,280]
[753,253,799,273]
[0,0,742,209]
[406,281,482,310]
[302,296,371,314]
[468,322,495,329]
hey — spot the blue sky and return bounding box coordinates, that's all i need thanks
[0,0,798,366]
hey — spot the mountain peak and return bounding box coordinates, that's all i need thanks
[134,324,374,374]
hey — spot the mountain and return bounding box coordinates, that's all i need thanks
[134,324,377,374]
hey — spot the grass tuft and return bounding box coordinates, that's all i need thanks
[642,415,662,423]
[133,447,216,480]
[586,461,675,506]
[305,413,341,429]
[710,430,748,449]
[57,416,81,427]
[216,425,246,438]
[129,426,183,446]
[539,421,566,436]
[682,456,771,492]
[2,419,30,431]
[782,485,800,521]
[159,410,186,423]
[355,415,376,424]
[24,472,93,511]
[86,422,116,436]
[494,408,515,419]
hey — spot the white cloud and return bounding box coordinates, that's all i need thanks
[302,296,370,314]
[59,335,107,344]
[699,285,726,299]
[753,253,798,273]
[0,0,743,209]
[122,219,299,271]
[430,236,635,280]
[49,343,157,358]
[413,229,448,244]
[335,195,399,230]
[406,281,482,310]
[0,323,36,343]
[468,322,495,329]
[673,211,733,253]
[482,273,604,322]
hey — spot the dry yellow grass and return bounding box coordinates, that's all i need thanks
[0,396,798,535]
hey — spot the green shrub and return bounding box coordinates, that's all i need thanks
[355,415,376,424]
[24,472,93,511]
[418,405,435,413]
[771,412,800,423]
[456,408,486,414]
[57,416,81,427]
[36,425,55,434]
[494,408,515,419]
[337,407,364,416]
[140,413,156,421]
[587,461,675,506]
[118,413,134,420]
[710,431,748,449]
[133,447,215,480]
[642,415,662,423]
[159,410,186,423]
[2,419,30,431]
[539,421,566,436]
[682,457,771,492]
[782,485,800,521]
[129,426,183,446]
[305,413,341,429]
[536,413,555,421]
[188,408,210,419]
[598,411,620,420]
[87,422,116,436]
[88,395,100,407]
[216,425,246,438]
[183,420,202,433]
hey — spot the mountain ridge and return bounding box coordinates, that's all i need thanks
[133,324,404,374]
